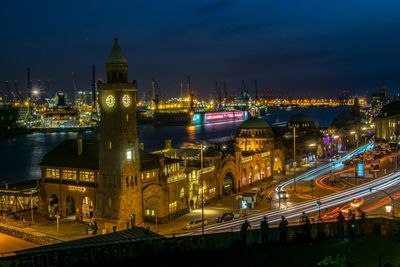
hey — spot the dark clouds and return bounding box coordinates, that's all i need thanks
[1,0,400,99]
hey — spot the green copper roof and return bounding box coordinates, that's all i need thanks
[107,38,128,65]
[239,117,271,129]
[378,100,400,118]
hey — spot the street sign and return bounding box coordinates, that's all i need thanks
[356,163,364,177]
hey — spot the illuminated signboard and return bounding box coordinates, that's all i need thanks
[68,186,86,193]
[205,111,245,123]
[356,163,364,177]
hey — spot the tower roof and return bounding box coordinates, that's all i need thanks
[107,38,128,65]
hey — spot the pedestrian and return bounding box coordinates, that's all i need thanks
[240,219,251,245]
[359,210,366,237]
[337,211,345,239]
[347,211,356,240]
[300,212,311,242]
[260,216,269,245]
[279,216,288,244]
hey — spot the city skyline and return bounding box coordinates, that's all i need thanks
[2,1,400,98]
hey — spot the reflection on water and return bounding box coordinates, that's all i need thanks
[0,107,348,183]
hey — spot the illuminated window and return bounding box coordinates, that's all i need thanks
[46,168,60,179]
[79,171,95,182]
[146,172,150,178]
[62,169,77,180]
[169,201,177,214]
[126,150,132,161]
[209,187,216,198]
[108,141,112,150]
[145,209,155,216]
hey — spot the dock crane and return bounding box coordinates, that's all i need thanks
[71,72,77,105]
[223,80,228,107]
[215,81,223,110]
[151,78,160,110]
[13,80,23,102]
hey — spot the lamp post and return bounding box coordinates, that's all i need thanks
[316,199,322,219]
[200,143,205,235]
[30,192,34,225]
[155,209,158,232]
[385,204,394,219]
[293,126,297,192]
[310,182,315,199]
[370,187,395,220]
[55,213,61,233]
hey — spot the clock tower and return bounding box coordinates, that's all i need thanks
[96,38,142,230]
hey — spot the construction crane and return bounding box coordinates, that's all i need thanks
[215,81,222,110]
[254,80,258,101]
[151,78,160,109]
[13,80,23,101]
[223,80,228,106]
[91,65,96,105]
[71,72,77,104]
[4,80,14,101]
[26,68,31,97]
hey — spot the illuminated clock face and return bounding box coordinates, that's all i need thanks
[105,95,115,108]
[122,94,131,107]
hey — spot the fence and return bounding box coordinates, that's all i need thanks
[1,216,399,267]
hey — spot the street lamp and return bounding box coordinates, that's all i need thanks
[310,182,315,199]
[370,187,395,220]
[293,126,297,192]
[316,199,322,219]
[385,204,393,216]
[200,143,205,235]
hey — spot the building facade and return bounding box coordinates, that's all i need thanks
[39,40,286,232]
[375,100,400,141]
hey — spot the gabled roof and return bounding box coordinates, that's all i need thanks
[40,139,98,170]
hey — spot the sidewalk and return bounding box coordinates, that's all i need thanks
[0,212,88,245]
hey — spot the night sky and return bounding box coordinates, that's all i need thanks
[2,0,400,99]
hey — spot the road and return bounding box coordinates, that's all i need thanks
[186,169,400,235]
[0,233,38,256]
[277,141,374,192]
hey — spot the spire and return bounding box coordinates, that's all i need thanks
[106,38,128,83]
[107,38,128,65]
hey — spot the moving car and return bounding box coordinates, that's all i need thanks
[278,190,289,199]
[215,212,235,223]
[183,218,208,230]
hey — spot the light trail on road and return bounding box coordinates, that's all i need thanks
[182,168,400,236]
[276,141,374,193]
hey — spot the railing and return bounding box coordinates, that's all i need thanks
[1,217,398,266]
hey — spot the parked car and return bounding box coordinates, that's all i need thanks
[183,218,208,230]
[215,212,235,223]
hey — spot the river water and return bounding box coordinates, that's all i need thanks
[0,106,348,182]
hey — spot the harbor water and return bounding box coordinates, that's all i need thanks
[0,107,348,182]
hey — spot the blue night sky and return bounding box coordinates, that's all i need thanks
[2,0,400,99]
